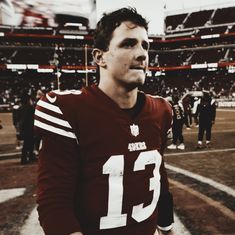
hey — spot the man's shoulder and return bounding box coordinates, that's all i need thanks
[46,89,84,104]
[34,88,91,140]
[146,94,172,110]
[147,93,169,102]
[37,88,92,111]
[144,93,173,132]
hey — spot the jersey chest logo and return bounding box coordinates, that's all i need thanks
[130,124,139,137]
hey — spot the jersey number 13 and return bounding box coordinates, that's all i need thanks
[100,150,162,229]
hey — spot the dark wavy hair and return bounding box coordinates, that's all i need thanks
[93,7,148,51]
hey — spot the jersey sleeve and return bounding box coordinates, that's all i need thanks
[157,161,174,230]
[155,97,174,230]
[160,98,173,154]
[34,92,82,235]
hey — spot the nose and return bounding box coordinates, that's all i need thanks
[135,46,148,62]
[136,54,147,62]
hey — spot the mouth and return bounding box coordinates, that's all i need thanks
[129,66,146,72]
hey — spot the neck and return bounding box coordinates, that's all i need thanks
[98,76,138,109]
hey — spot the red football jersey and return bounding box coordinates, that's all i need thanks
[34,85,173,235]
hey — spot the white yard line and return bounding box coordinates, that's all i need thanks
[20,206,44,235]
[217,109,235,112]
[184,129,235,134]
[0,152,20,158]
[173,213,191,235]
[166,163,235,197]
[214,121,235,124]
[165,148,235,156]
[0,188,26,203]
[170,179,235,221]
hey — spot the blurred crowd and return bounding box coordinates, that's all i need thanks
[0,69,234,112]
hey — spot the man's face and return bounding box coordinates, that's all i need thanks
[103,21,149,89]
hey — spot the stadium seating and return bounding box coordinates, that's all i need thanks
[165,13,187,31]
[212,7,235,24]
[183,10,213,28]
[165,6,235,36]
[0,5,235,110]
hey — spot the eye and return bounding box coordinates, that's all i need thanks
[123,43,134,48]
[120,39,137,48]
[142,41,149,51]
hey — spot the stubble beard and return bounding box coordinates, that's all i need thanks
[125,76,146,91]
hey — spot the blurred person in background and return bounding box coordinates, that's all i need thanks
[34,7,175,235]
[34,89,44,155]
[19,93,36,164]
[168,94,185,150]
[12,98,23,150]
[195,92,216,149]
[192,96,200,127]
[182,95,192,129]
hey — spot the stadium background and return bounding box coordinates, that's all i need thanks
[0,0,235,234]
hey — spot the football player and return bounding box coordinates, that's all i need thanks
[167,94,185,150]
[35,7,175,235]
[196,92,216,148]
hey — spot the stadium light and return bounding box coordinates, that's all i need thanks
[37,68,54,73]
[64,23,83,27]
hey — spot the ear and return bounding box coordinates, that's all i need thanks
[92,48,106,68]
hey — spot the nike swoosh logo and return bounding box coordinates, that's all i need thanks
[46,94,57,103]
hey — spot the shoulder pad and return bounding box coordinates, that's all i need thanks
[35,90,79,142]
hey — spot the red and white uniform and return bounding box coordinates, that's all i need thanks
[34,85,173,235]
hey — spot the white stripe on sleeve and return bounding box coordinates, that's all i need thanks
[37,100,62,114]
[34,120,77,140]
[35,109,72,128]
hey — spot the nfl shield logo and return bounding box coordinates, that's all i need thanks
[130,124,139,137]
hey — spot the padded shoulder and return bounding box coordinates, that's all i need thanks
[34,89,83,142]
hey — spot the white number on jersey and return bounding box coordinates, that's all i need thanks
[100,150,162,229]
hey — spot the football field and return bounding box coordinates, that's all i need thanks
[0,109,234,235]
[165,109,235,234]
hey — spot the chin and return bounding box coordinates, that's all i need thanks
[136,76,146,85]
[126,77,145,91]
